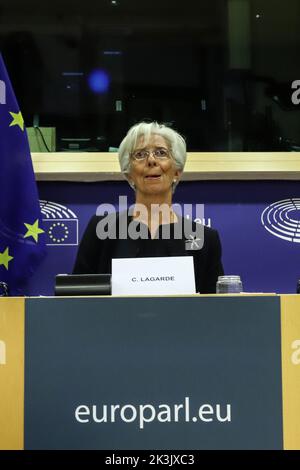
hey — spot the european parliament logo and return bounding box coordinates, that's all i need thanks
[261,198,300,243]
[40,201,78,246]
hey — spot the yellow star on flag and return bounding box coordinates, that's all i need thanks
[0,247,13,270]
[9,111,24,131]
[24,219,44,243]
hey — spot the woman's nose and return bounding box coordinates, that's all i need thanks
[147,154,157,166]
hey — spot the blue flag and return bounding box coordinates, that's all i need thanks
[0,54,46,295]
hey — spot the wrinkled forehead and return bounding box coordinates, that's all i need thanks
[134,133,170,150]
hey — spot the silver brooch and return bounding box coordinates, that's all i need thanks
[185,234,202,250]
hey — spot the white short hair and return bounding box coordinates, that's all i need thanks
[118,121,187,174]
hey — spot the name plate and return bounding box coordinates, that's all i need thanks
[112,256,196,295]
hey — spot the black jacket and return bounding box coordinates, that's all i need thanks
[73,212,224,293]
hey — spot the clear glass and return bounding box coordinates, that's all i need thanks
[216,275,243,294]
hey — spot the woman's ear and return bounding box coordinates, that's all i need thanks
[174,169,182,183]
[172,169,182,193]
[125,175,135,190]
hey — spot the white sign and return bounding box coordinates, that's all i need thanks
[112,256,196,296]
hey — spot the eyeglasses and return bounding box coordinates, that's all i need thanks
[131,147,171,161]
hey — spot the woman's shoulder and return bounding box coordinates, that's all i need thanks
[180,216,219,235]
[86,211,124,225]
[83,211,127,238]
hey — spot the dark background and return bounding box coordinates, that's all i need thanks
[0,0,299,151]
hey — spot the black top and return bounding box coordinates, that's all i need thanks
[73,212,224,293]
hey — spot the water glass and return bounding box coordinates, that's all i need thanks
[216,275,243,294]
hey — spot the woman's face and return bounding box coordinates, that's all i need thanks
[128,134,181,198]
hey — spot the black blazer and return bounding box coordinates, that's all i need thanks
[73,212,224,293]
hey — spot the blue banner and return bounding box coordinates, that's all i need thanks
[0,54,46,294]
[24,180,300,296]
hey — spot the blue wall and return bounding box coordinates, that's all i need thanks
[25,180,300,295]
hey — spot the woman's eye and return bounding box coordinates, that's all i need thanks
[135,151,144,159]
[157,149,168,157]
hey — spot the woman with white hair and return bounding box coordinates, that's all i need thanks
[73,122,224,293]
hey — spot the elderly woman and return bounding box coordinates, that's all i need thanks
[73,121,224,293]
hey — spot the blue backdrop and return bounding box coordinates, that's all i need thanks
[25,180,300,295]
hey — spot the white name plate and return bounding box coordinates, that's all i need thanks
[112,256,196,296]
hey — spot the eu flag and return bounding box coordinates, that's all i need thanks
[0,54,46,295]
